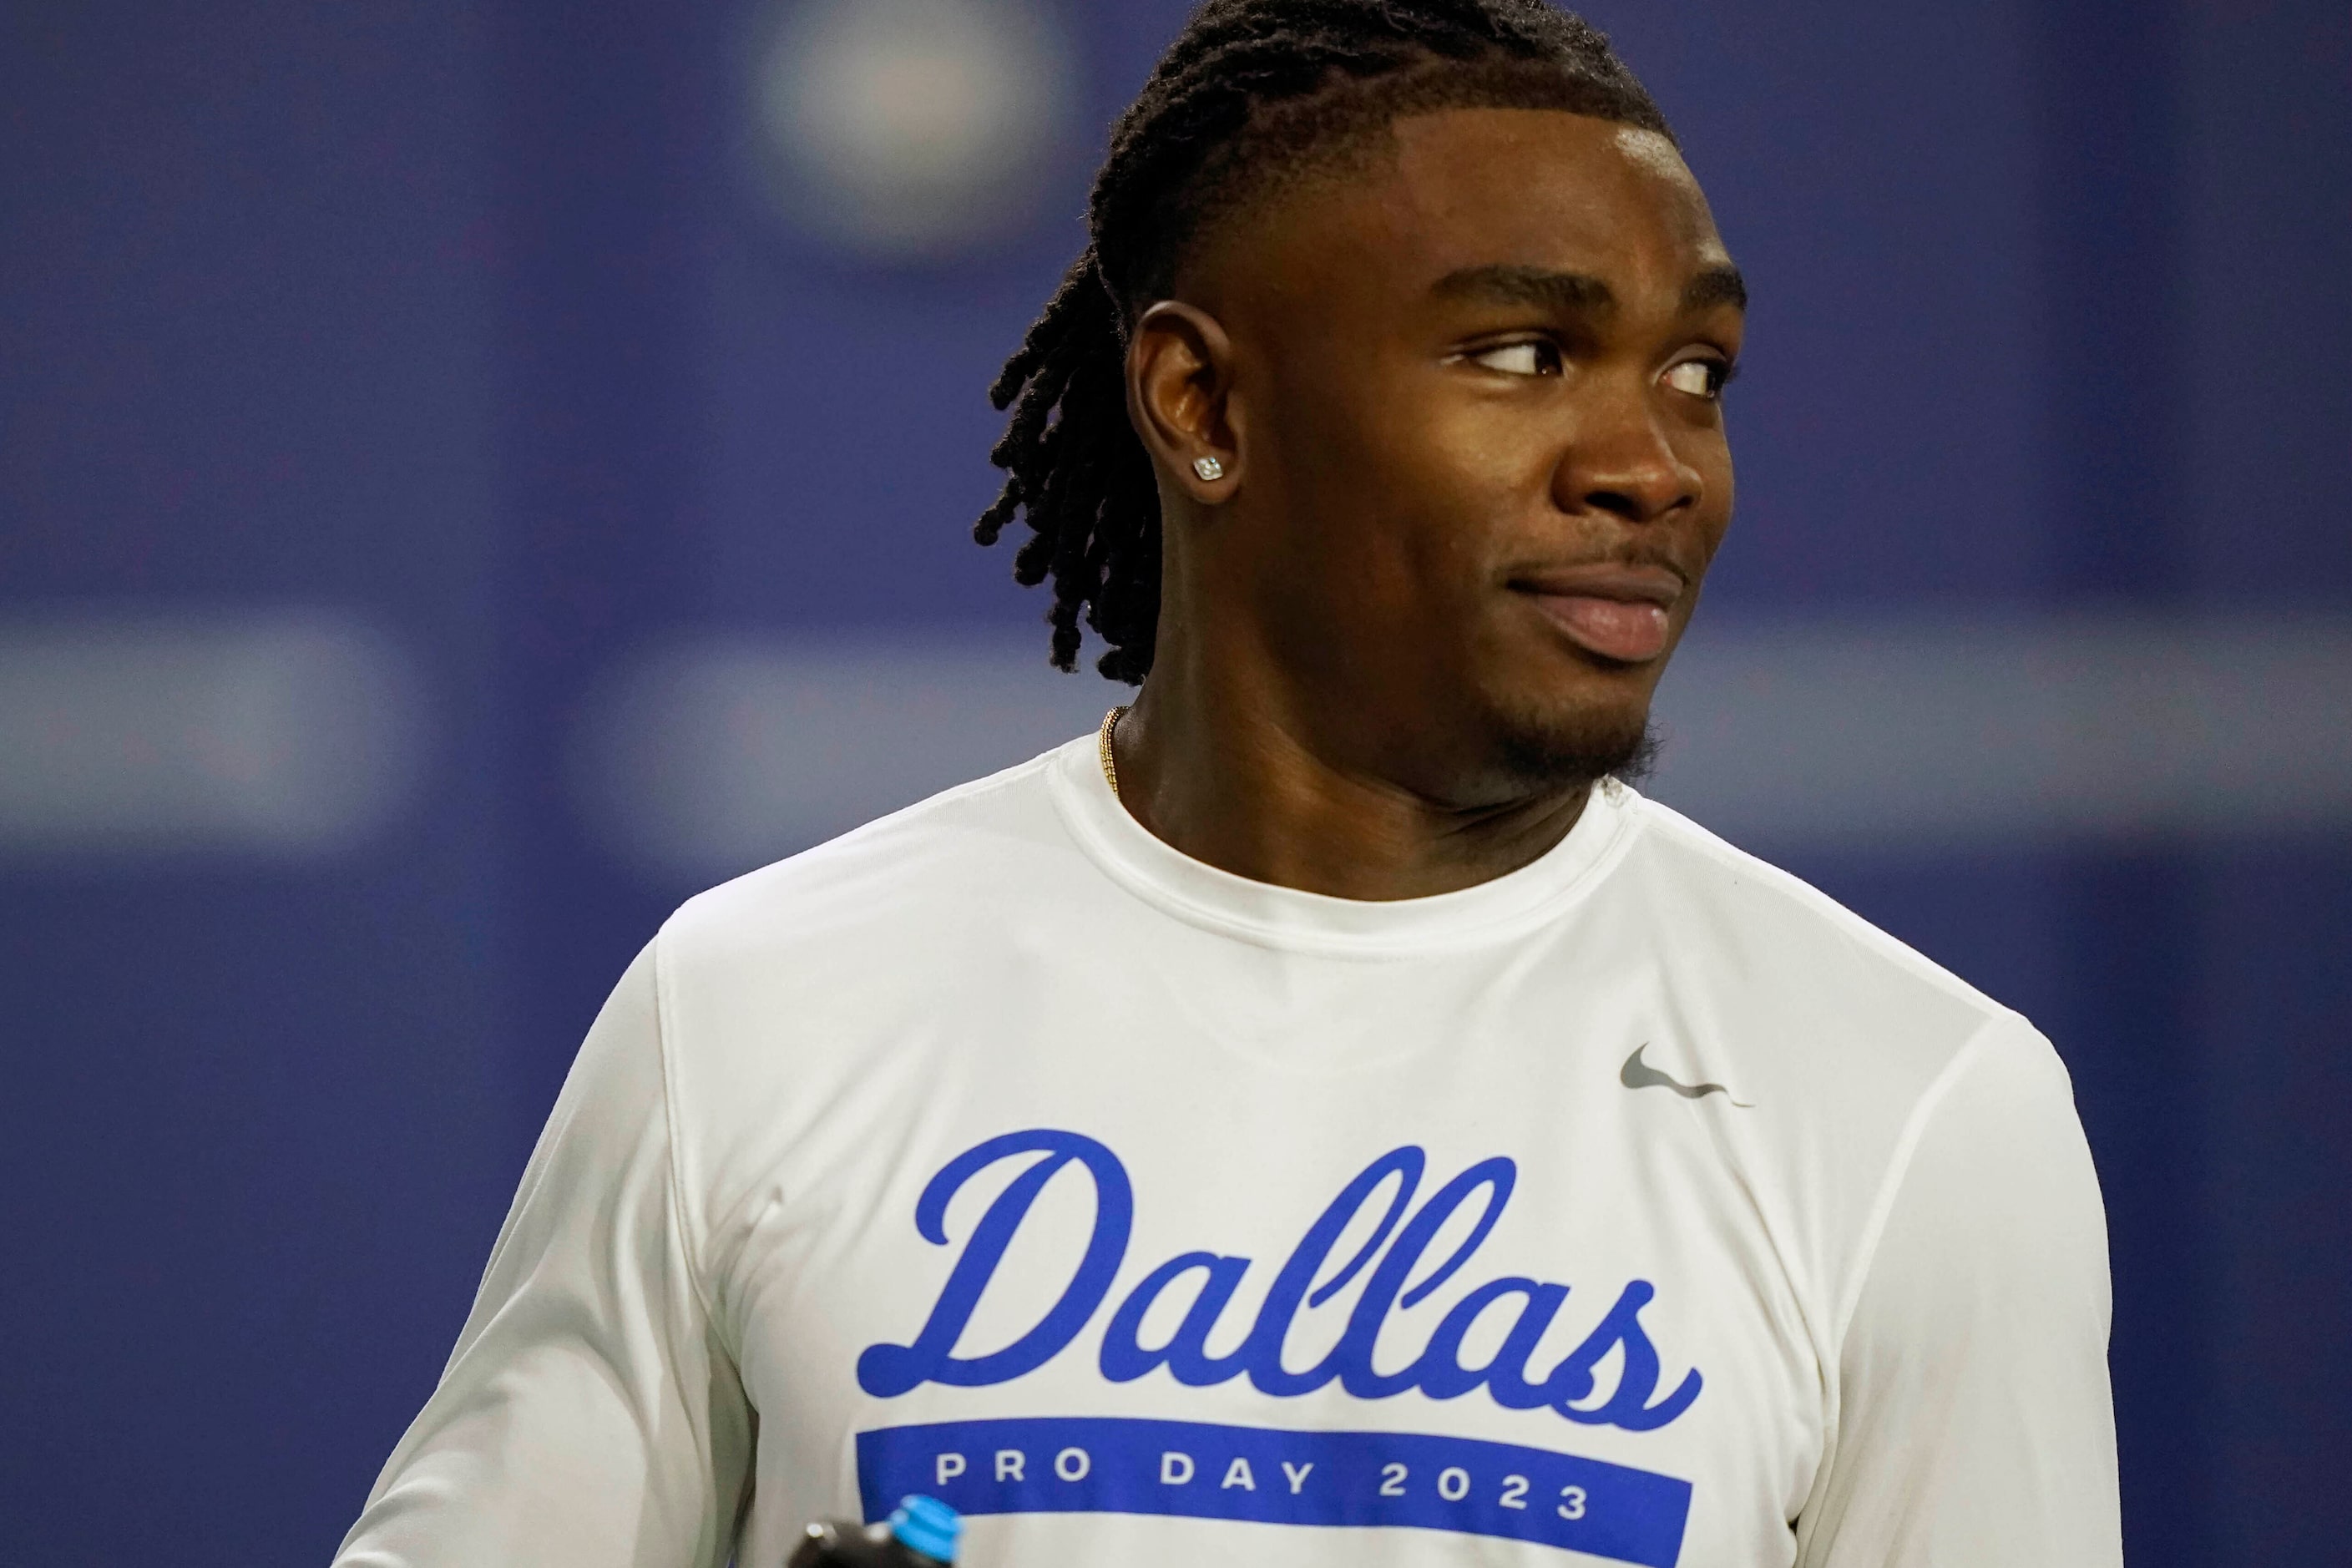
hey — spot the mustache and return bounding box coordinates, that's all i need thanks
[1503,549,1695,597]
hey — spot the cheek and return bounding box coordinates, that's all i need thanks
[1271,379,1477,576]
[1362,416,1564,644]
[1692,438,1736,562]
[1368,435,1525,613]
[1256,356,1538,638]
[1370,393,1547,550]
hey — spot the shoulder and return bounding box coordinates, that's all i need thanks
[1611,788,2021,1059]
[655,741,1085,977]
[1600,791,2086,1326]
[1622,789,2009,1021]
[636,741,1100,1200]
[641,740,1101,1084]
[1601,787,2063,1195]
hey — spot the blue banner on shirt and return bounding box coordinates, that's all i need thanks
[856,1416,1692,1566]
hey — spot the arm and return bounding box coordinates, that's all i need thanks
[334,943,754,1568]
[1797,1021,2122,1567]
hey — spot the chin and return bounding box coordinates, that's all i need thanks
[1487,684,1661,790]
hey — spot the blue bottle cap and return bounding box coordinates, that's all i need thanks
[888,1495,962,1564]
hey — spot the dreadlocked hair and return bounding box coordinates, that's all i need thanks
[976,0,1673,681]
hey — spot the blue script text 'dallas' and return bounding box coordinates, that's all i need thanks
[855,1130,1701,1432]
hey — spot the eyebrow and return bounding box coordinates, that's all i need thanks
[1429,261,1749,316]
[1432,265,1616,313]
[1682,264,1748,314]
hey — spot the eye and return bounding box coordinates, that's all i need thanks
[1662,358,1733,399]
[1462,340,1562,377]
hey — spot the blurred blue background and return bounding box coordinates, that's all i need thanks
[3,0,2347,1560]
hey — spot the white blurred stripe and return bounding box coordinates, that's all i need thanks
[570,632,1110,877]
[574,616,2352,879]
[0,612,428,857]
[1647,616,2352,848]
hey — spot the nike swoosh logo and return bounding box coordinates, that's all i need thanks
[1621,1044,1753,1107]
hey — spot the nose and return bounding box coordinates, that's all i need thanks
[1552,388,1704,524]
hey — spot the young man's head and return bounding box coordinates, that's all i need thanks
[979,0,1742,807]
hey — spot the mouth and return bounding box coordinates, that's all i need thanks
[1508,564,1684,665]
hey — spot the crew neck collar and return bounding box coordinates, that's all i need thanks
[1044,734,1637,957]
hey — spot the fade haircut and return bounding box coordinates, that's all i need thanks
[974,0,1673,681]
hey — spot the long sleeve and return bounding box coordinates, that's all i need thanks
[335,942,754,1568]
[1796,1021,2122,1567]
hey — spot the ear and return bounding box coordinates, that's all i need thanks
[1126,300,1242,503]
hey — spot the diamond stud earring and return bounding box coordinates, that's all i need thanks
[1192,455,1225,482]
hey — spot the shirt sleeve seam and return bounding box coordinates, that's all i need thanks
[1828,1016,2008,1351]
[650,928,726,1339]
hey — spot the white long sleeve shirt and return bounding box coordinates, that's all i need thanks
[336,735,2120,1568]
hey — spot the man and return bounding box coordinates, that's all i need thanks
[338,3,2119,1565]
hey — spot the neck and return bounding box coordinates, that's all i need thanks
[1110,643,1593,903]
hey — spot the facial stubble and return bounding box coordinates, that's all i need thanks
[1489,684,1663,792]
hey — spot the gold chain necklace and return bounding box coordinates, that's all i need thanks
[1097,706,1130,799]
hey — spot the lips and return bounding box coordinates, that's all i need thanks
[1530,594,1672,661]
[1511,564,1683,665]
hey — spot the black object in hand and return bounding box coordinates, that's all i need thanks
[788,1495,962,1568]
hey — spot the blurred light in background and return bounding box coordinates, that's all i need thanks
[0,612,427,858]
[749,0,1079,260]
[569,616,2352,881]
[1646,615,2352,848]
[571,633,1105,876]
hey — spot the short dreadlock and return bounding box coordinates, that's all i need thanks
[974,0,1672,681]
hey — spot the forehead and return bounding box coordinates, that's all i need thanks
[1200,108,1729,316]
